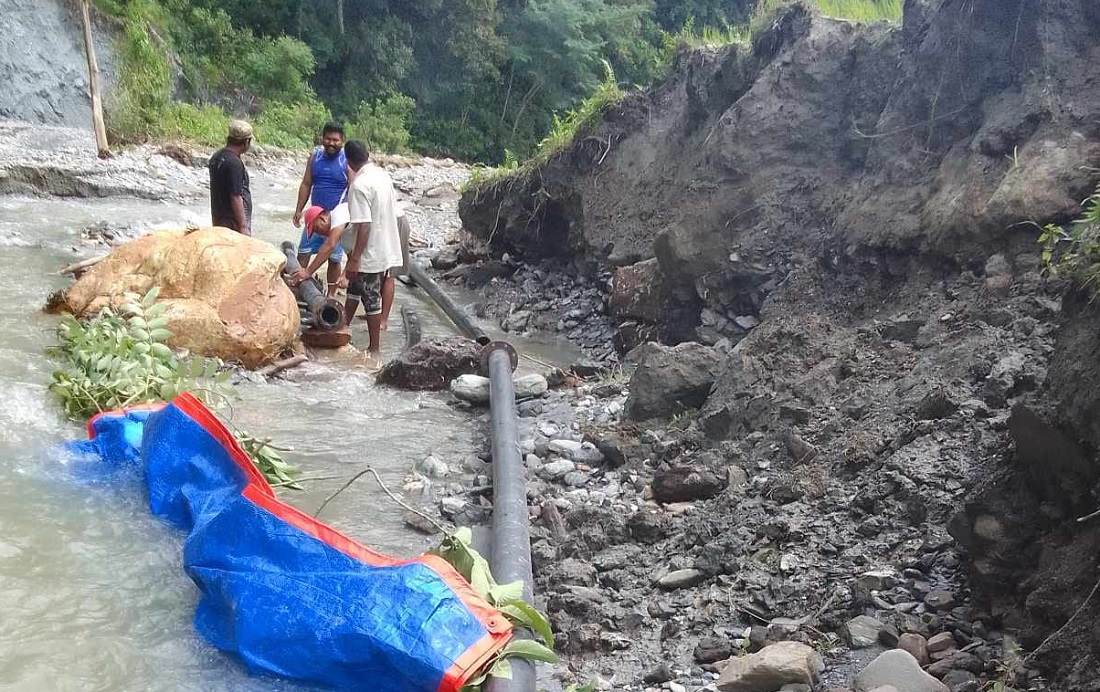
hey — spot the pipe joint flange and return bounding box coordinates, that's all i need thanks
[480,341,518,375]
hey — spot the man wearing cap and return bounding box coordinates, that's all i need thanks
[208,120,253,235]
[290,202,351,298]
[291,121,347,293]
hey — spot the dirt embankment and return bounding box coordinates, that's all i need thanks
[457,1,1100,689]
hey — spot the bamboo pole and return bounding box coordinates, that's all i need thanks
[79,0,111,159]
[57,254,106,276]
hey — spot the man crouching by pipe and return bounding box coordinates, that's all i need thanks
[291,140,402,366]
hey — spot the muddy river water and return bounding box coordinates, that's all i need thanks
[0,160,575,690]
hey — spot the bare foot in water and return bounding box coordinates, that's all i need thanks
[362,352,383,373]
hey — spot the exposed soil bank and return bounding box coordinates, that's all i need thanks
[0,0,115,126]
[456,1,1100,690]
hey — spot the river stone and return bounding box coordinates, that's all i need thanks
[924,589,956,611]
[548,439,584,455]
[625,342,724,420]
[897,633,930,665]
[562,471,590,487]
[415,455,449,478]
[377,336,481,390]
[853,650,948,692]
[514,373,549,399]
[451,374,491,404]
[539,459,576,480]
[845,615,885,648]
[926,632,957,653]
[695,636,733,664]
[716,641,824,692]
[657,568,707,591]
[652,463,727,503]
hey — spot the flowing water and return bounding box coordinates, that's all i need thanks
[0,167,578,690]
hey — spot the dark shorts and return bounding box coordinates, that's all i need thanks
[347,272,384,315]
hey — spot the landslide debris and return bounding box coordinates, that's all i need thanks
[451,1,1100,690]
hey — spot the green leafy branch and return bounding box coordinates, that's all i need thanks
[430,528,559,691]
[49,287,299,487]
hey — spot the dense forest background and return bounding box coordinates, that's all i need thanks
[93,0,901,161]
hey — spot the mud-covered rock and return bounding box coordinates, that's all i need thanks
[377,336,481,390]
[626,342,723,420]
[609,259,663,323]
[651,462,727,503]
[48,227,298,368]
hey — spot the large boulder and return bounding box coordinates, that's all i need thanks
[49,227,298,368]
[716,641,824,692]
[376,336,481,390]
[626,342,724,420]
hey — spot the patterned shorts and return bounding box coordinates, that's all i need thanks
[347,272,384,315]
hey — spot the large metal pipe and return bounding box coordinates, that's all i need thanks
[482,341,535,692]
[408,262,489,345]
[281,241,343,330]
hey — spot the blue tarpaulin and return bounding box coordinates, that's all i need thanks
[68,393,511,692]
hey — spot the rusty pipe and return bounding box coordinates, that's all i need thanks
[281,241,343,330]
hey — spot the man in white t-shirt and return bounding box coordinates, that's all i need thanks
[290,202,351,297]
[341,140,403,357]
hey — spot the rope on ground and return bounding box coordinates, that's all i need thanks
[1023,572,1100,666]
[312,466,450,535]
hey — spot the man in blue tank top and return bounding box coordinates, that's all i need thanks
[292,121,348,296]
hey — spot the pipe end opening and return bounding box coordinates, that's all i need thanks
[317,304,343,330]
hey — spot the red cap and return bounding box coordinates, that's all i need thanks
[303,205,325,237]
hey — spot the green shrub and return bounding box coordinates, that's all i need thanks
[350,94,416,154]
[241,36,317,105]
[161,103,230,146]
[256,101,331,149]
[1040,180,1100,289]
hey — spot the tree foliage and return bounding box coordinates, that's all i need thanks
[94,0,896,160]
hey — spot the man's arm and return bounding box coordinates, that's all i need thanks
[292,155,313,227]
[230,195,250,235]
[292,226,346,283]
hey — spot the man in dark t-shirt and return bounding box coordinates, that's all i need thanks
[209,120,253,235]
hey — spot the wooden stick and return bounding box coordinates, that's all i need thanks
[257,354,308,378]
[79,0,111,159]
[57,254,106,276]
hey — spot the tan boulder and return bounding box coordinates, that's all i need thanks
[50,227,299,368]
